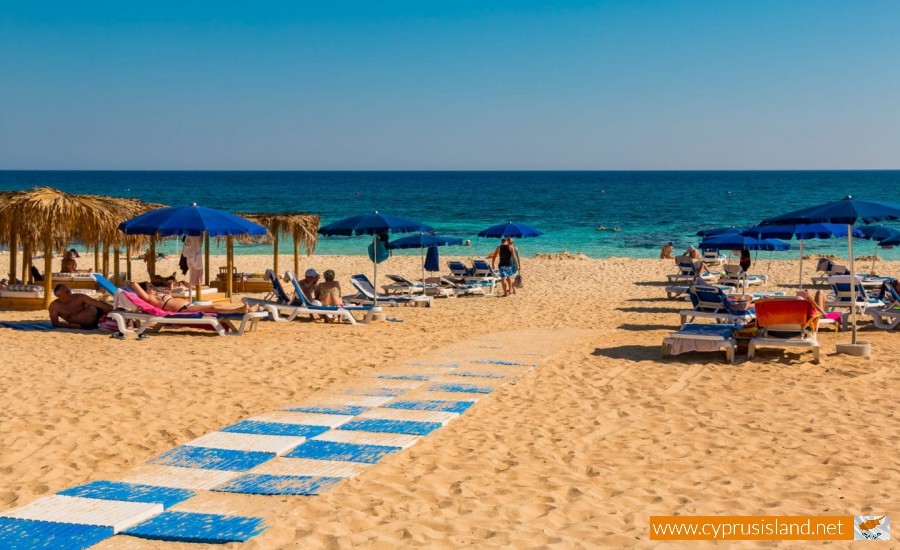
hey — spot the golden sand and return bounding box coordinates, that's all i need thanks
[1,253,897,548]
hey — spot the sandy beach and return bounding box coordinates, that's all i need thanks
[1,253,898,548]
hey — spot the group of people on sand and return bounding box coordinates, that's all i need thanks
[48,277,254,330]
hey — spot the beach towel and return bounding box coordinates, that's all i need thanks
[0,321,56,331]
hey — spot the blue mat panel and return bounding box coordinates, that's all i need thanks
[404,361,460,368]
[212,474,342,495]
[285,405,369,416]
[122,511,265,544]
[0,517,112,550]
[220,420,330,438]
[377,374,431,381]
[149,446,274,472]
[339,418,441,436]
[451,371,509,379]
[384,400,475,414]
[0,321,56,331]
[57,480,194,509]
[429,383,494,394]
[349,387,408,397]
[285,440,401,464]
[474,359,528,366]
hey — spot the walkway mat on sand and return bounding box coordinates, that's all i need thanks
[57,481,194,509]
[220,420,330,439]
[285,405,370,416]
[384,399,475,414]
[212,473,343,496]
[0,518,112,549]
[149,446,274,472]
[122,511,265,544]
[428,383,494,394]
[0,495,162,533]
[284,440,401,464]
[338,418,442,436]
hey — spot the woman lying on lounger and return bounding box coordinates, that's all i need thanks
[131,282,252,314]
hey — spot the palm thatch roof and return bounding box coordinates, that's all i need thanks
[239,212,320,255]
[0,187,164,251]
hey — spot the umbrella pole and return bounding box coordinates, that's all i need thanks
[872,241,877,274]
[196,232,204,302]
[126,246,132,282]
[204,233,210,286]
[798,240,804,290]
[372,234,378,306]
[226,236,234,299]
[848,225,857,345]
[148,240,156,278]
[421,247,425,288]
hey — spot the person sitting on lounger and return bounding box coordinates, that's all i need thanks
[131,282,251,314]
[298,269,320,303]
[797,289,843,324]
[49,284,114,329]
[316,269,343,307]
[60,251,78,273]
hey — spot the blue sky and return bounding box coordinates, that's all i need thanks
[1,1,898,169]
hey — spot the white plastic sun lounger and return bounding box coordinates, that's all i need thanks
[661,323,737,364]
[108,310,267,337]
[345,274,432,307]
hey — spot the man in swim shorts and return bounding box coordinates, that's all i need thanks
[48,284,114,329]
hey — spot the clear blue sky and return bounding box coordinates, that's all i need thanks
[1,1,898,170]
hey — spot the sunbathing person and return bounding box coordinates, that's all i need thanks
[797,289,843,324]
[150,272,189,289]
[131,282,251,314]
[49,284,114,329]
[315,270,343,307]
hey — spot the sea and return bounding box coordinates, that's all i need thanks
[2,170,899,260]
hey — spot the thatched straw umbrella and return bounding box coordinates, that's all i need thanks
[0,187,162,307]
[239,212,320,276]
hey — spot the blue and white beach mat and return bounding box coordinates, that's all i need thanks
[0,329,585,548]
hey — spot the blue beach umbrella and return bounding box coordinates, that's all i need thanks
[318,212,434,302]
[696,226,741,237]
[119,204,267,237]
[760,196,900,346]
[856,226,900,273]
[119,204,267,300]
[477,222,543,239]
[742,223,864,289]
[387,233,464,283]
[698,234,790,251]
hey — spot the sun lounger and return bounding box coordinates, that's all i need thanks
[825,275,883,315]
[747,298,821,364]
[702,250,726,266]
[866,279,900,330]
[424,276,488,297]
[661,323,738,363]
[242,270,375,324]
[811,259,849,285]
[108,290,266,338]
[285,271,378,324]
[717,264,768,287]
[679,285,755,324]
[345,274,432,307]
[446,260,471,279]
[666,256,718,283]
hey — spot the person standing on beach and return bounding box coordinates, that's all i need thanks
[508,237,522,294]
[660,241,674,259]
[739,248,752,272]
[491,238,519,297]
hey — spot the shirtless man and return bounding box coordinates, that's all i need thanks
[60,251,78,273]
[130,282,251,314]
[49,284,113,329]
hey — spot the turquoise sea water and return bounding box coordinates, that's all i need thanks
[2,171,899,260]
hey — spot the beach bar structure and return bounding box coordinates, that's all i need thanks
[0,187,159,310]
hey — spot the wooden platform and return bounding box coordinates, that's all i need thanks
[0,297,49,311]
[211,280,271,294]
